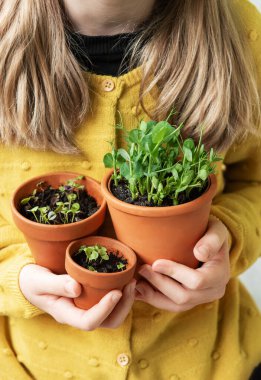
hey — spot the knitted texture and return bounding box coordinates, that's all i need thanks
[0,1,260,379]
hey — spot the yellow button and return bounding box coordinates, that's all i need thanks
[20,161,31,171]
[221,164,226,172]
[102,79,115,92]
[2,348,12,356]
[256,227,260,237]
[81,160,92,170]
[212,351,220,360]
[64,371,73,379]
[38,341,47,350]
[248,30,258,41]
[188,338,198,347]
[152,312,162,322]
[169,375,180,380]
[88,358,99,367]
[117,353,129,367]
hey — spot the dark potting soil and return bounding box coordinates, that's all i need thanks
[73,250,128,273]
[111,180,208,207]
[20,181,99,224]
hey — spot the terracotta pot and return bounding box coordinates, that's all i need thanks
[65,236,137,310]
[11,172,107,274]
[101,170,217,268]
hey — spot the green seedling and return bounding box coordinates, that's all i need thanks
[20,176,86,224]
[103,116,221,206]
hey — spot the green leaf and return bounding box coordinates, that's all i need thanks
[71,203,80,211]
[20,197,31,205]
[171,168,179,180]
[117,262,125,270]
[30,206,39,212]
[174,163,183,172]
[175,186,188,194]
[183,138,195,151]
[118,148,130,162]
[198,169,208,181]
[181,170,194,186]
[120,162,131,179]
[133,161,143,178]
[101,252,109,260]
[89,251,99,261]
[87,266,97,272]
[183,147,192,162]
[103,153,114,168]
[128,129,141,144]
[199,145,205,155]
[152,176,159,189]
[142,135,154,153]
[48,211,56,220]
[139,120,147,132]
[151,121,173,144]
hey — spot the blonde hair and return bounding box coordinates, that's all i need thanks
[0,0,260,153]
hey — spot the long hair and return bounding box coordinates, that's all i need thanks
[0,0,260,153]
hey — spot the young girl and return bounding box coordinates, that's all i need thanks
[0,0,260,379]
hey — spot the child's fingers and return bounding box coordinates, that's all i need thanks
[101,280,136,329]
[45,290,122,330]
[151,246,229,290]
[20,264,81,298]
[193,216,229,262]
[135,281,194,313]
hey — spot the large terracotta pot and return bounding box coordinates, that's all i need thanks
[11,172,106,274]
[65,236,137,310]
[101,169,217,268]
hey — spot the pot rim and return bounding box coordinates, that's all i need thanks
[11,171,107,231]
[66,236,137,278]
[101,169,217,216]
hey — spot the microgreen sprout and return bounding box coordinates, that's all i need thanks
[20,176,99,225]
[103,117,222,206]
[77,244,109,272]
[75,244,127,272]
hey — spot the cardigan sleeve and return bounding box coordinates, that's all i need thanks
[210,0,261,277]
[211,134,261,277]
[0,213,44,319]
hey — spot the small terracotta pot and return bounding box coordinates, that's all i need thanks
[11,172,107,274]
[101,170,217,268]
[65,236,137,310]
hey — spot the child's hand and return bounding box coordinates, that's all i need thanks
[19,264,136,330]
[135,216,230,312]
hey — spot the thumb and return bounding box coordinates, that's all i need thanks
[193,216,228,262]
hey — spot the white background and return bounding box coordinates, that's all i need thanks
[239,0,260,309]
[250,0,261,11]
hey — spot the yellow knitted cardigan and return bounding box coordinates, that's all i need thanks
[0,1,261,379]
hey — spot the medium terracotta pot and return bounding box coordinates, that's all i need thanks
[11,172,107,274]
[65,236,137,310]
[101,170,217,268]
